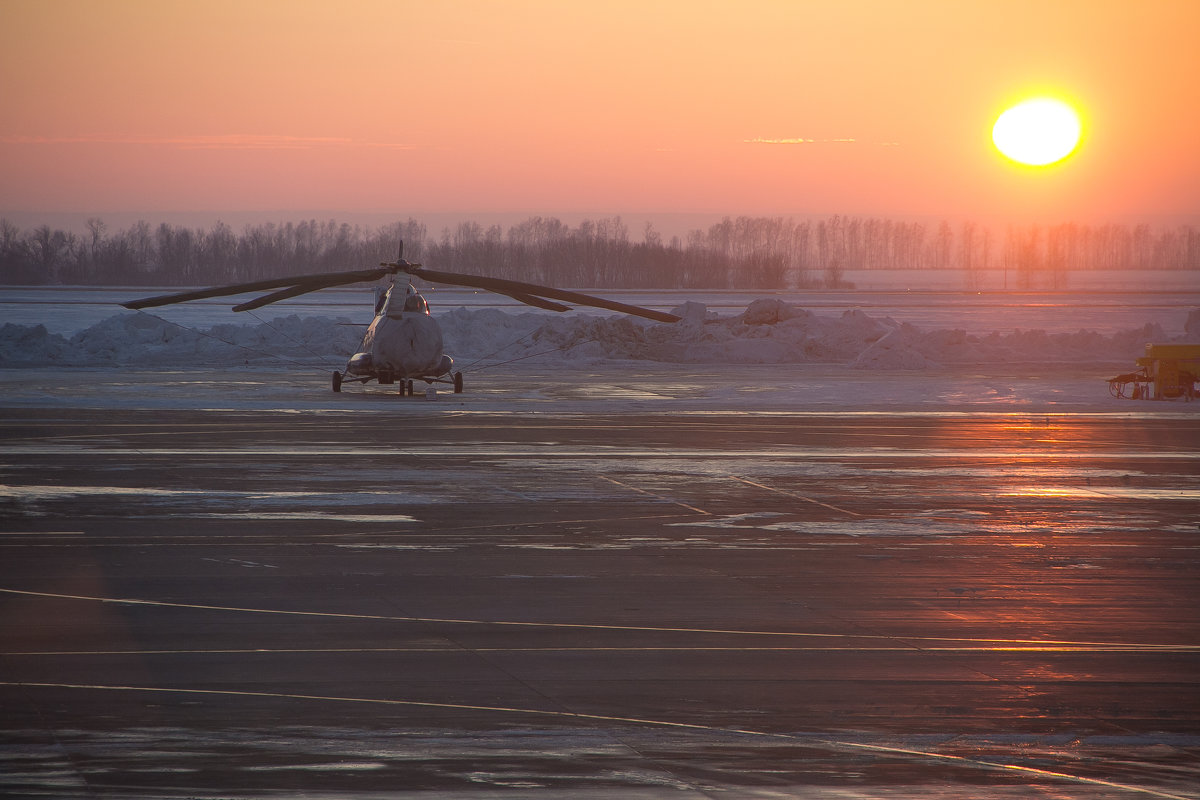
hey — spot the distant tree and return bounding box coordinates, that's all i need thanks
[961,221,987,290]
[643,221,662,248]
[933,220,953,269]
[0,219,36,283]
[29,225,73,283]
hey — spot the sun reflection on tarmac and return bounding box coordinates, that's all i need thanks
[1003,486,1199,501]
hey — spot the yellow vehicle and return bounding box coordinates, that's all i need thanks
[1108,343,1200,400]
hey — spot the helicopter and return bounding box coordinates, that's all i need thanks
[123,246,681,395]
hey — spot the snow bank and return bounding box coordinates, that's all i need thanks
[2,303,1197,370]
[0,314,363,368]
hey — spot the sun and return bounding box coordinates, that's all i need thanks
[992,98,1082,166]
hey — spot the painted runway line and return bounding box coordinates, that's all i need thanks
[1,680,1191,800]
[3,587,1195,651]
[8,644,1199,656]
[727,475,864,517]
[8,444,1200,460]
[599,475,712,515]
[0,513,700,547]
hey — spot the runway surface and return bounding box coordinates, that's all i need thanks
[2,385,1199,798]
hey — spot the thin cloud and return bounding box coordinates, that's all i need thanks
[0,134,415,150]
[744,137,857,144]
[744,137,901,146]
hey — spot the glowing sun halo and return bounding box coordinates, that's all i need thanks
[992,98,1082,166]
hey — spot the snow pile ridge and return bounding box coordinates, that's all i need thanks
[850,325,940,370]
[742,298,799,325]
[0,313,362,367]
[1186,308,1200,338]
[1,301,1195,369]
[0,323,69,365]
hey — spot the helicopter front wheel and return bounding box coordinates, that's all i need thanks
[453,372,463,394]
[332,371,342,392]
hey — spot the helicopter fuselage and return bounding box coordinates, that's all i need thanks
[344,285,453,383]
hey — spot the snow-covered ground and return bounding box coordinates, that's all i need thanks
[4,278,1199,335]
[2,284,1198,413]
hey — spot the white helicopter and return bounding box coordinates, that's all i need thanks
[123,246,680,395]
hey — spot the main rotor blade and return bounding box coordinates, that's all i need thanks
[124,259,681,322]
[501,292,573,313]
[231,274,386,312]
[122,267,393,310]
[406,267,681,323]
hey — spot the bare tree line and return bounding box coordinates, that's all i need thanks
[2,215,1196,289]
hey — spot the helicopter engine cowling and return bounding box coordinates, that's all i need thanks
[346,352,373,376]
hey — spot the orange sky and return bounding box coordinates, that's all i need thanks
[2,0,1197,224]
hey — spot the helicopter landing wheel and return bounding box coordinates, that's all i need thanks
[332,371,342,393]
[402,379,414,397]
[453,371,463,394]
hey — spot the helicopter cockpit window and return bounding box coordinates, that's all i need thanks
[403,294,430,314]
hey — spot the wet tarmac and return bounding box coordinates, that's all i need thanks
[2,375,1199,798]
